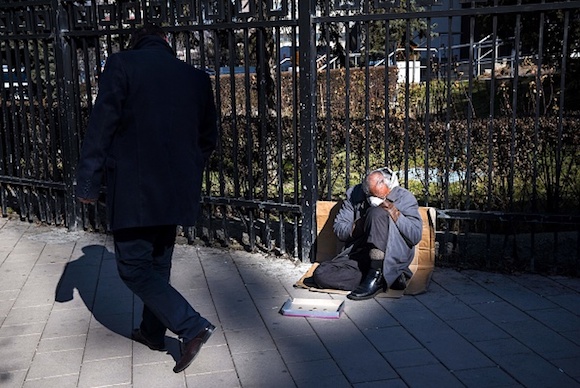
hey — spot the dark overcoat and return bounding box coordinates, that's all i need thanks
[75,35,217,230]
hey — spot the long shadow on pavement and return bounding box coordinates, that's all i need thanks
[53,244,181,361]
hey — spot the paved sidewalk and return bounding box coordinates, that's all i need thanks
[1,217,580,388]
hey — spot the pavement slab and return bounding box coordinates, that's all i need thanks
[0,219,579,387]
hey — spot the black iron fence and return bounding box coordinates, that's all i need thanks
[1,0,579,274]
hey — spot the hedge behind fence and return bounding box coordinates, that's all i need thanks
[210,67,580,217]
[2,66,578,221]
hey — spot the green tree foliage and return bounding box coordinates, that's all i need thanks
[367,1,429,61]
[477,1,580,62]
[476,1,580,110]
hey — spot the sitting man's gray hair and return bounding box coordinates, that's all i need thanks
[362,167,400,196]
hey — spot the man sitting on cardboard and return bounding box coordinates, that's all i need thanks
[307,168,423,300]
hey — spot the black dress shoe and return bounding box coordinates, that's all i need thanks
[131,329,166,351]
[347,268,385,300]
[173,323,216,373]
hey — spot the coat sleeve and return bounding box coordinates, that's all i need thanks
[75,54,127,200]
[333,187,357,241]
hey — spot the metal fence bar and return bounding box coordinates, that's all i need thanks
[298,0,317,261]
[363,16,371,173]
[323,15,332,200]
[53,0,79,229]
[212,28,228,246]
[290,16,300,259]
[403,2,410,188]
[274,26,284,254]
[384,18,391,168]
[424,14,432,207]
[557,11,569,215]
[242,27,256,252]
[554,11,570,265]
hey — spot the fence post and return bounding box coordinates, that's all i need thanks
[298,0,318,262]
[53,0,80,230]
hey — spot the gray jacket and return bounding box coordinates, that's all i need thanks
[333,184,423,285]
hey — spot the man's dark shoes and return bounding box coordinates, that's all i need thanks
[347,268,385,300]
[173,323,216,373]
[131,329,166,351]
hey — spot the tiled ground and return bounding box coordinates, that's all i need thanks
[1,217,579,387]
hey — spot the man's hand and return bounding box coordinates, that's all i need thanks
[77,197,97,205]
[380,200,400,222]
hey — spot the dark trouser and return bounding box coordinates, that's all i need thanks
[312,253,363,290]
[113,225,208,343]
[363,206,391,254]
[313,206,390,290]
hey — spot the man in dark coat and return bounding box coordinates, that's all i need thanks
[75,24,218,373]
[311,168,423,300]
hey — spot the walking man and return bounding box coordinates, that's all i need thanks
[75,23,218,373]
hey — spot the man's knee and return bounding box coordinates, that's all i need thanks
[313,261,362,290]
[116,258,151,290]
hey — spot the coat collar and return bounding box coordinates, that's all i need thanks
[132,35,176,57]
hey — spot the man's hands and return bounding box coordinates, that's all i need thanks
[380,199,401,222]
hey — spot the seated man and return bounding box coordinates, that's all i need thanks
[310,168,423,300]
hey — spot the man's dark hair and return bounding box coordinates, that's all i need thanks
[129,23,167,49]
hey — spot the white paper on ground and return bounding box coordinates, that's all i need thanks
[279,298,345,319]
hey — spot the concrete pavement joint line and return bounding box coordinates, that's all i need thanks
[0,326,41,334]
[420,274,529,385]
[460,272,580,340]
[426,271,577,385]
[511,276,580,315]
[235,254,351,386]
[34,347,86,354]
[82,355,133,362]
[232,254,301,382]
[9,303,53,309]
[1,223,56,385]
[2,221,580,387]
[464,271,560,305]
[132,360,182,367]
[19,372,79,382]
[186,368,237,376]
[201,248,302,385]
[65,239,101,388]
[197,248,243,385]
[344,299,431,385]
